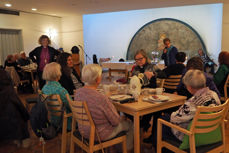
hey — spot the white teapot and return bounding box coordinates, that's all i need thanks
[129,75,142,100]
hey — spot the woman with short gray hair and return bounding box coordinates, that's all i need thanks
[170,69,221,141]
[81,64,102,85]
[74,64,134,152]
[153,70,221,152]
[182,69,206,90]
[152,70,221,152]
[42,62,61,81]
[42,62,72,130]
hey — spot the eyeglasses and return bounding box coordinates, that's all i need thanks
[135,57,144,62]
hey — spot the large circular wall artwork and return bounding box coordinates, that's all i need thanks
[126,18,207,61]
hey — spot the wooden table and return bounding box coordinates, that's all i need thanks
[21,66,37,93]
[113,93,187,153]
[101,62,134,80]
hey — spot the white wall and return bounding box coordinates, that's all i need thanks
[83,3,223,63]
[222,3,229,51]
[0,12,62,56]
[61,15,84,64]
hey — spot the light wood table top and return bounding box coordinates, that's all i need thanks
[113,93,186,115]
[112,93,187,153]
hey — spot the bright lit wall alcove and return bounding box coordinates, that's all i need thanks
[83,3,222,63]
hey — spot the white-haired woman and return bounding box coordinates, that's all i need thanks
[74,64,133,152]
[42,62,72,130]
[152,69,221,152]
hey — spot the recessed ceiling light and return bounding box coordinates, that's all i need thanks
[5,3,12,7]
[31,8,37,11]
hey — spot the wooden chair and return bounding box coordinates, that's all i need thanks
[163,75,182,93]
[157,78,165,88]
[220,74,229,102]
[42,94,72,153]
[157,99,229,153]
[69,100,127,153]
[5,66,29,87]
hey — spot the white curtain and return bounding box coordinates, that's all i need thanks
[0,29,23,65]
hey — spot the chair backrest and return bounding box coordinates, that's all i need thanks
[69,100,96,146]
[42,94,63,120]
[5,66,20,86]
[163,75,182,90]
[223,74,229,99]
[69,101,93,126]
[157,78,165,88]
[190,99,229,134]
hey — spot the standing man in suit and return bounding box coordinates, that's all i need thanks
[29,35,59,89]
[161,38,178,67]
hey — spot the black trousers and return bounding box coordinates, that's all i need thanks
[152,113,182,153]
[37,70,46,89]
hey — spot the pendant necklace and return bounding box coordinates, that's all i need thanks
[44,48,48,64]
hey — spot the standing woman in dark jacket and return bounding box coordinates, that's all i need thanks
[0,68,30,147]
[29,35,59,89]
[57,52,84,95]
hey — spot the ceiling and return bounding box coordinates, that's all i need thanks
[0,0,225,17]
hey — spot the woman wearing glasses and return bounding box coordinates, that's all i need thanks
[131,49,159,134]
[132,49,158,88]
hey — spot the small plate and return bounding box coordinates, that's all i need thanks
[141,88,156,94]
[143,95,170,102]
[109,94,132,101]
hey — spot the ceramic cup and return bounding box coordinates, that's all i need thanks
[103,84,110,94]
[156,88,165,95]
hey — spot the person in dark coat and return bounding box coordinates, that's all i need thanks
[4,54,22,72]
[132,49,158,88]
[71,46,81,76]
[157,52,186,93]
[176,56,220,99]
[57,52,84,95]
[161,38,178,66]
[130,49,159,133]
[17,51,31,66]
[29,35,59,89]
[93,54,99,64]
[158,52,186,79]
[213,51,229,97]
[0,68,30,146]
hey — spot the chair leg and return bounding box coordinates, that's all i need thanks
[157,120,162,153]
[70,139,74,153]
[122,138,127,153]
[61,116,68,153]
[189,135,196,153]
[89,148,93,153]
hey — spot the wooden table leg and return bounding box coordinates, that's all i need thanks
[109,68,112,80]
[30,71,37,93]
[134,112,140,153]
[125,69,128,81]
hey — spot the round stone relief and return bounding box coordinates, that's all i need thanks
[126,18,207,61]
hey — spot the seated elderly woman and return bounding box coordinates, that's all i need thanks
[152,69,221,152]
[74,64,133,152]
[132,49,158,88]
[42,62,72,130]
[131,49,160,133]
